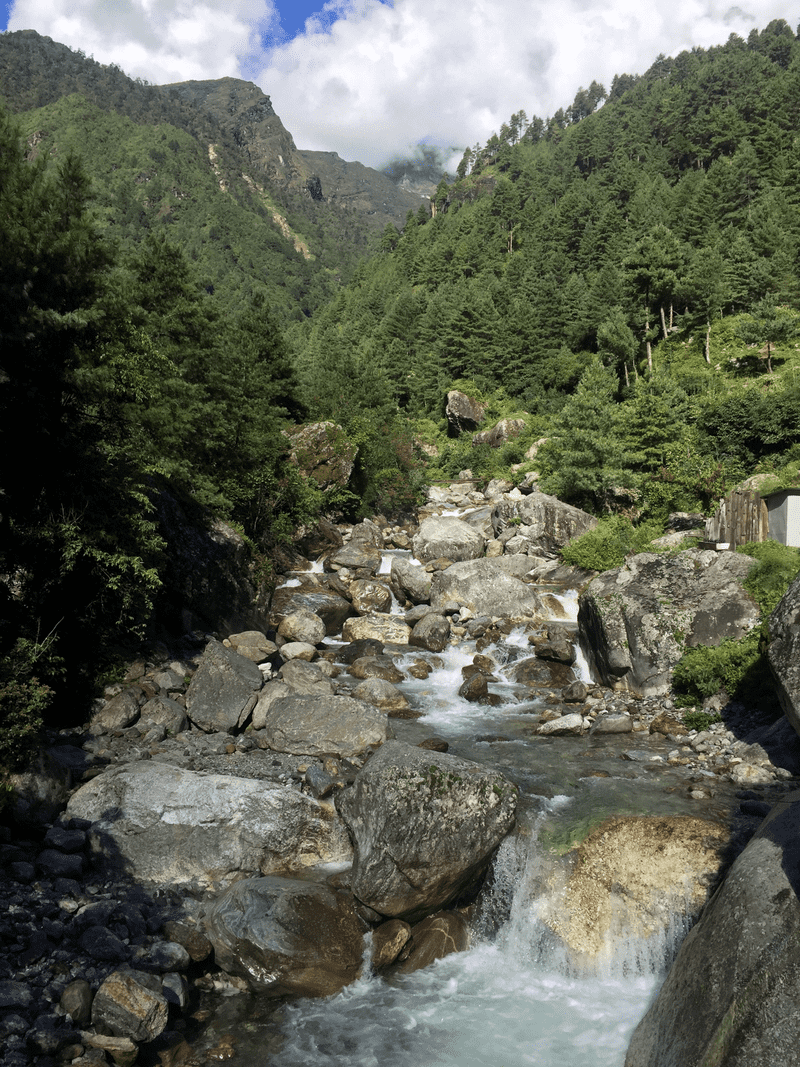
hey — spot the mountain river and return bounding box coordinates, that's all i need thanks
[194,550,740,1067]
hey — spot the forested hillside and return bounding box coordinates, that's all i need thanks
[4,19,800,768]
[294,19,800,518]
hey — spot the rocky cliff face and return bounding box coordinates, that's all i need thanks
[165,78,425,228]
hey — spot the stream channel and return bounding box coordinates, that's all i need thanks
[196,546,740,1067]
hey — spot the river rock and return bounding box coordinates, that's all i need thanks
[541,815,727,970]
[342,614,412,644]
[270,586,354,635]
[350,518,384,547]
[491,492,597,558]
[589,712,633,734]
[337,740,517,921]
[390,557,432,604]
[371,919,412,970]
[579,550,759,698]
[90,968,168,1044]
[277,610,326,646]
[350,579,392,615]
[66,762,351,885]
[185,639,262,734]
[352,678,410,712]
[138,695,187,735]
[409,613,451,652]
[390,911,470,975]
[430,559,545,620]
[624,795,800,1067]
[412,516,485,564]
[204,876,365,997]
[326,540,383,575]
[256,694,389,758]
[537,713,585,736]
[225,630,277,662]
[348,655,404,683]
[90,690,140,734]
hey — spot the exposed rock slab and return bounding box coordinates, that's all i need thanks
[66,763,351,886]
[204,876,365,997]
[579,550,759,697]
[625,795,800,1067]
[337,741,517,921]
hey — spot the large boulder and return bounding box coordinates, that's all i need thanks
[412,516,485,564]
[537,815,727,967]
[342,614,412,644]
[430,558,545,620]
[325,540,383,575]
[204,876,364,997]
[768,572,800,740]
[472,418,526,448]
[256,693,390,758]
[66,763,352,886]
[625,794,800,1067]
[337,741,517,921]
[390,557,432,605]
[579,549,759,697]
[491,491,597,558]
[284,421,357,489]
[185,639,262,733]
[445,390,486,435]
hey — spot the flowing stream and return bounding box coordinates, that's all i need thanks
[204,549,731,1066]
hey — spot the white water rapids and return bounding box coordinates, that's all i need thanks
[235,554,702,1066]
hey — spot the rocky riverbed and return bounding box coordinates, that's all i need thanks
[3,478,800,1067]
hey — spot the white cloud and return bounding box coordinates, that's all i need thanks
[7,0,799,165]
[7,0,277,83]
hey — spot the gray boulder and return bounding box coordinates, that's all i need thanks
[491,491,597,558]
[472,419,526,448]
[326,540,383,575]
[579,549,759,698]
[413,516,485,563]
[430,558,545,620]
[445,390,486,434]
[625,792,800,1067]
[390,557,432,604]
[277,609,326,646]
[225,630,277,662]
[90,690,140,733]
[257,693,390,758]
[337,741,517,921]
[768,572,800,741]
[204,876,364,997]
[66,763,351,886]
[409,613,451,652]
[185,639,262,733]
[138,695,187,735]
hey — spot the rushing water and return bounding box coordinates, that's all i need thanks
[202,549,720,1066]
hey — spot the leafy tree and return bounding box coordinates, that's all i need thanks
[736,296,797,374]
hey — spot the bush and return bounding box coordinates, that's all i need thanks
[0,636,58,772]
[671,631,765,707]
[560,516,664,572]
[682,709,723,731]
[738,540,800,615]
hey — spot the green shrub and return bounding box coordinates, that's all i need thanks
[0,636,58,772]
[560,516,664,572]
[737,540,800,615]
[682,709,722,731]
[671,631,764,707]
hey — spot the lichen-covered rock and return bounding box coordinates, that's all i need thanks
[412,516,484,564]
[67,763,352,885]
[472,419,526,448]
[342,614,412,644]
[579,550,759,698]
[624,796,800,1067]
[185,639,262,733]
[204,876,365,997]
[445,390,486,435]
[350,579,392,615]
[284,421,357,489]
[491,491,597,558]
[337,741,517,921]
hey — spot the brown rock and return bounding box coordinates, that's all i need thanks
[391,911,470,975]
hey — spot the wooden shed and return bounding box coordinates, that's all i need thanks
[762,489,800,548]
[703,490,769,550]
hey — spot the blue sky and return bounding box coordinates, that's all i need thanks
[2,1,797,168]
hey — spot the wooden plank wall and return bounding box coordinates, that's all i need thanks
[704,491,769,549]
